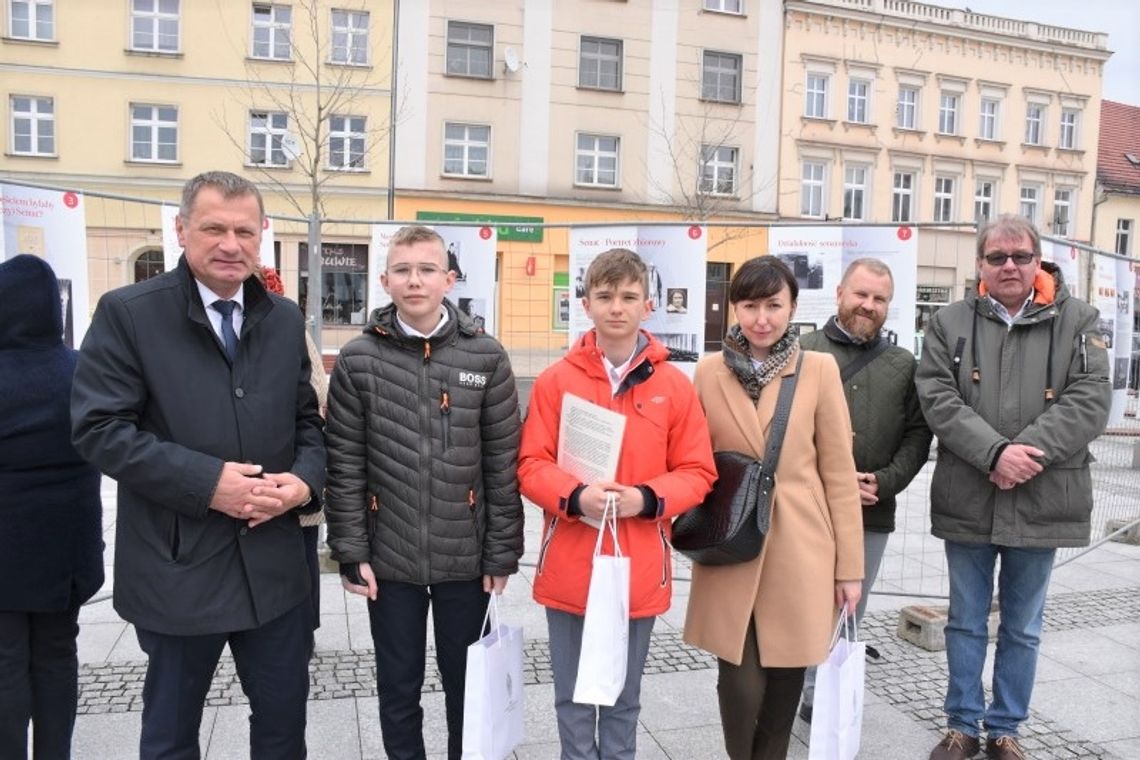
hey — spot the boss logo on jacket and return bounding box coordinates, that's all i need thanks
[458,371,489,388]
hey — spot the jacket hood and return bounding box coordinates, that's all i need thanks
[566,328,669,375]
[0,254,63,350]
[976,259,1063,307]
[364,298,479,341]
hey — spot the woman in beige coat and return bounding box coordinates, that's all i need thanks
[684,256,864,759]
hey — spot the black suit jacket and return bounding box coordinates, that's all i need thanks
[71,257,325,635]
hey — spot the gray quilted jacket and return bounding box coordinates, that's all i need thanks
[325,301,524,583]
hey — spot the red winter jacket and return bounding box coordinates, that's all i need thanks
[519,330,716,618]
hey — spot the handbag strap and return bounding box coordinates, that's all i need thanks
[840,338,889,383]
[758,351,803,483]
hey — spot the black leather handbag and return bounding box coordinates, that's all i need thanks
[672,353,802,566]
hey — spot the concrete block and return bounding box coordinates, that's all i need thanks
[1105,518,1140,545]
[897,602,999,651]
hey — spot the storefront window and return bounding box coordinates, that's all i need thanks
[298,242,368,326]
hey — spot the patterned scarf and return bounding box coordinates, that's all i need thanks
[722,323,800,400]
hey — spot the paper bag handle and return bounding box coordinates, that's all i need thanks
[592,493,623,559]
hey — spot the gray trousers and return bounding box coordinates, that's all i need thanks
[802,529,890,707]
[546,608,655,760]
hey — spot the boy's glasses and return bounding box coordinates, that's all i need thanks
[983,251,1036,267]
[387,263,446,280]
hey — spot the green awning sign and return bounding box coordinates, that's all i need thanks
[415,211,544,242]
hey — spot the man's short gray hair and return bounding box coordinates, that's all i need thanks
[179,171,265,220]
[976,214,1041,260]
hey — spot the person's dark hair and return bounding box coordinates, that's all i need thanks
[179,171,264,220]
[729,255,798,304]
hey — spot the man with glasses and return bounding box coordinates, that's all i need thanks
[916,215,1110,760]
[325,225,524,760]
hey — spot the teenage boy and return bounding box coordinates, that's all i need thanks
[324,225,524,760]
[518,248,716,760]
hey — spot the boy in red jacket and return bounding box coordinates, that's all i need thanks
[519,248,716,759]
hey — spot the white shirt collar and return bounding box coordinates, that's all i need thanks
[987,293,1034,326]
[602,347,637,396]
[396,306,449,339]
[196,279,245,312]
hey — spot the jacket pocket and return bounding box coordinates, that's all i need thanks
[536,516,559,575]
[807,486,835,541]
[657,523,671,587]
[367,494,379,539]
[168,513,181,563]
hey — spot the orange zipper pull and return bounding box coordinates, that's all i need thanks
[368,495,378,512]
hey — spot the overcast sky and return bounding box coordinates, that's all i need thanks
[943,0,1140,106]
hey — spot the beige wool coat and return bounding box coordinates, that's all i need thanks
[682,348,864,667]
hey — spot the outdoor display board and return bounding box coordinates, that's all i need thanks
[1092,253,1135,426]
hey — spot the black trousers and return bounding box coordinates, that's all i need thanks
[367,579,488,760]
[135,600,311,760]
[0,605,81,760]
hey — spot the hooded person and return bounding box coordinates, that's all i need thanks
[0,254,104,760]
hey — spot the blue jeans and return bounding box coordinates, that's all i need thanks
[943,540,1055,739]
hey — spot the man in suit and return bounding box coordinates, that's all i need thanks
[71,171,325,759]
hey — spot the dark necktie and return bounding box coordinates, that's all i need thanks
[213,300,239,361]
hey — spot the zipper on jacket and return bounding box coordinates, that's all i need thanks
[440,384,451,450]
[536,516,559,575]
[657,523,670,587]
[417,359,433,583]
[423,340,431,362]
[367,494,379,538]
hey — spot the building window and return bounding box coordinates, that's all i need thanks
[130,104,178,162]
[843,166,867,220]
[579,36,622,91]
[446,21,493,79]
[979,98,1000,140]
[1025,104,1044,145]
[9,0,53,40]
[248,111,288,166]
[133,248,165,283]
[298,243,369,326]
[251,4,291,59]
[330,9,369,65]
[805,73,828,119]
[1116,219,1133,256]
[974,179,996,223]
[575,133,619,187]
[1053,188,1073,236]
[847,79,870,123]
[1019,185,1040,224]
[328,115,365,169]
[701,51,742,104]
[896,86,918,129]
[1059,108,1079,149]
[801,161,825,217]
[131,0,180,53]
[703,0,742,12]
[892,171,914,222]
[699,145,738,195]
[10,95,54,156]
[938,93,958,135]
[933,176,955,222]
[443,122,490,178]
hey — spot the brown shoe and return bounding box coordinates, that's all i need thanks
[986,736,1028,760]
[929,729,981,760]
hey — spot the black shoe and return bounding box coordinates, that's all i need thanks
[798,702,813,724]
[866,644,881,661]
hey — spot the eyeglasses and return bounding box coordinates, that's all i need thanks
[387,263,446,280]
[982,251,1037,267]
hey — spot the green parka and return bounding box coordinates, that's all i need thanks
[915,264,1111,548]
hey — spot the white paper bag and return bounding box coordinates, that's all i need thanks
[572,496,631,706]
[461,594,525,760]
[809,609,866,760]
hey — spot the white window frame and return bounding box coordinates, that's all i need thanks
[130,103,178,163]
[938,92,959,135]
[446,20,493,79]
[703,0,743,12]
[701,50,742,104]
[699,144,738,196]
[8,0,54,40]
[974,179,996,223]
[801,161,826,218]
[248,111,288,167]
[9,94,55,156]
[843,165,868,220]
[979,98,1000,140]
[933,175,956,223]
[847,79,870,124]
[1019,184,1040,225]
[575,133,620,188]
[251,3,291,60]
[897,86,918,129]
[892,171,915,223]
[805,73,829,119]
[1025,103,1045,145]
[442,122,490,178]
[130,0,180,53]
[1059,108,1080,150]
[330,9,369,65]
[328,114,366,170]
[579,36,622,92]
[1115,219,1133,256]
[1053,187,1073,237]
